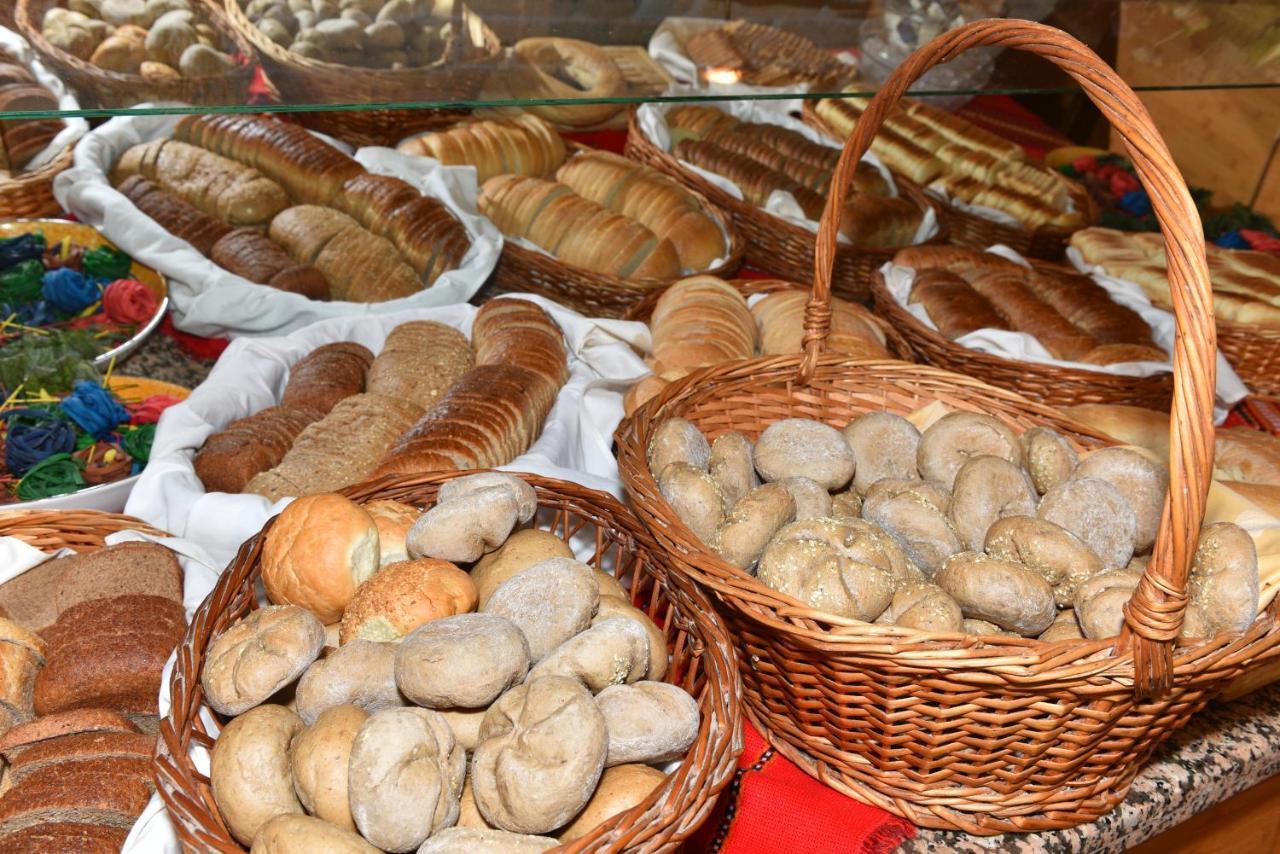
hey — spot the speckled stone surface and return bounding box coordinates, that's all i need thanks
[900,683,1280,853]
[115,330,214,390]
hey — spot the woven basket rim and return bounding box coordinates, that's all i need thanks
[0,508,168,551]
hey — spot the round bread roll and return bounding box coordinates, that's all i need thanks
[1038,476,1138,569]
[623,375,668,416]
[1188,522,1259,637]
[708,431,758,509]
[407,486,521,564]
[262,494,380,623]
[339,558,476,644]
[394,613,530,709]
[558,764,667,842]
[831,488,862,518]
[437,472,537,524]
[289,704,368,831]
[713,482,795,570]
[917,412,1020,491]
[1071,569,1141,639]
[249,814,379,853]
[777,476,833,520]
[1073,447,1169,552]
[874,582,963,632]
[861,478,960,576]
[210,705,304,846]
[348,707,466,852]
[439,706,486,751]
[1037,609,1083,642]
[508,37,624,128]
[659,462,725,544]
[934,552,1056,636]
[753,418,855,490]
[472,676,607,835]
[419,826,558,854]
[471,529,574,608]
[529,617,651,691]
[843,412,921,494]
[1019,426,1078,494]
[295,639,403,725]
[323,622,341,649]
[947,455,1037,552]
[984,516,1103,606]
[758,518,897,621]
[592,569,627,601]
[594,596,668,682]
[483,558,600,660]
[364,499,420,566]
[1071,568,1141,615]
[648,418,711,477]
[202,605,326,716]
[596,680,700,767]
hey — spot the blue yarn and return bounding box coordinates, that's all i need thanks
[58,381,129,439]
[3,409,76,475]
[1118,189,1152,217]
[1215,231,1250,250]
[41,268,101,315]
[0,300,57,327]
[0,233,46,273]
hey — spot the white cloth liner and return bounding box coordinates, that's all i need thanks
[0,25,88,171]
[883,244,1248,422]
[52,111,503,337]
[635,94,939,247]
[125,295,650,568]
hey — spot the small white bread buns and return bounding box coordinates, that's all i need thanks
[594,595,668,681]
[407,486,521,564]
[528,617,651,692]
[472,676,607,834]
[295,639,403,725]
[249,814,379,853]
[471,529,574,608]
[418,827,557,853]
[289,704,368,831]
[483,558,600,660]
[394,613,530,709]
[363,499,420,566]
[210,705,304,846]
[262,494,380,624]
[348,707,466,852]
[557,764,667,842]
[202,605,325,716]
[437,471,538,523]
[596,680,700,766]
[339,558,476,644]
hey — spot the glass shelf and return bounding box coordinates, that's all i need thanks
[0,0,1276,120]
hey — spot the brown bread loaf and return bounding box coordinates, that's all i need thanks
[398,114,566,184]
[279,342,373,415]
[0,756,153,834]
[335,174,470,285]
[0,822,130,853]
[908,269,1010,339]
[471,298,570,394]
[366,321,475,410]
[672,138,825,219]
[210,228,329,300]
[1022,269,1157,347]
[194,405,326,494]
[967,269,1096,361]
[0,710,140,757]
[4,731,154,785]
[116,174,232,256]
[269,205,422,301]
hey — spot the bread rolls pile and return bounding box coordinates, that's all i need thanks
[664,105,924,249]
[41,0,237,79]
[108,113,470,301]
[626,276,893,415]
[201,475,700,852]
[814,95,1086,231]
[648,411,1261,642]
[897,245,1168,366]
[1072,226,1280,330]
[194,300,569,500]
[0,50,63,179]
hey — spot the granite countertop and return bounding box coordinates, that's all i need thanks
[118,331,216,390]
[901,683,1280,853]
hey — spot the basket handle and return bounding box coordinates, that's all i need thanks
[805,18,1216,698]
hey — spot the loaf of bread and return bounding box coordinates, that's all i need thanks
[664,105,740,142]
[967,269,1096,361]
[210,229,330,300]
[366,321,475,410]
[650,276,757,377]
[752,289,889,359]
[280,342,373,415]
[398,115,567,184]
[269,205,422,302]
[194,405,326,494]
[813,98,942,186]
[908,269,1010,339]
[0,619,45,731]
[1021,268,1155,347]
[684,20,850,87]
[470,297,570,395]
[839,195,923,250]
[555,151,726,271]
[111,139,289,226]
[116,174,231,256]
[335,174,470,285]
[479,175,681,280]
[672,138,825,219]
[0,61,61,174]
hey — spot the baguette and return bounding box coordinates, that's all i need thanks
[967,269,1096,361]
[398,115,566,184]
[908,269,1009,339]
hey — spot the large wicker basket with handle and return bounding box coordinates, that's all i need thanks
[615,19,1280,835]
[153,471,743,852]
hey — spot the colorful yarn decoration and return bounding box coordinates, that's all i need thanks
[1241,229,1280,254]
[3,410,77,476]
[58,381,130,439]
[128,394,182,425]
[75,431,98,451]
[16,452,85,500]
[122,422,156,465]
[0,260,45,304]
[0,300,58,328]
[1118,190,1151,217]
[1215,231,1250,250]
[0,233,46,273]
[74,441,133,486]
[101,279,159,325]
[82,246,132,282]
[42,268,101,316]
[43,238,85,272]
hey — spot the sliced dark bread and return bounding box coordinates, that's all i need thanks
[0,756,153,827]
[0,710,139,760]
[6,732,155,784]
[0,821,130,853]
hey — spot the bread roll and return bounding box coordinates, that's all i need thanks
[1038,477,1138,570]
[339,558,476,644]
[647,417,711,476]
[659,462,725,544]
[400,115,566,184]
[1073,447,1169,552]
[595,681,699,766]
[201,605,325,716]
[558,764,667,843]
[363,499,420,566]
[1019,426,1078,494]
[593,596,668,682]
[394,613,530,709]
[249,814,379,853]
[714,482,796,571]
[289,705,368,832]
[917,411,1020,491]
[470,529,575,608]
[210,705,304,846]
[482,558,599,661]
[861,478,959,576]
[418,827,557,853]
[843,412,921,494]
[934,552,1056,636]
[708,432,758,509]
[758,517,897,620]
[1187,522,1259,637]
[295,639,403,725]
[947,455,1037,552]
[874,582,963,632]
[406,486,521,564]
[753,418,855,490]
[984,516,1103,607]
[528,617,651,692]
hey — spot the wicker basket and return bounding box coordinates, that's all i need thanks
[1217,323,1280,398]
[15,0,256,109]
[869,265,1175,409]
[801,98,1098,261]
[0,508,166,551]
[154,471,743,852]
[623,108,944,304]
[615,20,1280,835]
[0,134,73,218]
[224,0,498,147]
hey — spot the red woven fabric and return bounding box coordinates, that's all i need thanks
[687,722,914,853]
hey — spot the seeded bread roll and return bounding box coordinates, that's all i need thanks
[338,558,476,644]
[934,552,1056,637]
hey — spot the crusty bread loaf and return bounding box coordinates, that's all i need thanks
[0,710,140,758]
[0,821,130,853]
[839,195,923,249]
[0,619,45,730]
[268,205,423,302]
[4,730,154,785]
[471,297,570,396]
[116,174,231,256]
[0,756,153,834]
[366,321,475,410]
[194,405,326,494]
[650,276,757,376]
[753,289,889,359]
[673,138,824,219]
[908,269,1010,339]
[967,269,1096,361]
[399,114,567,184]
[280,341,373,415]
[209,228,330,300]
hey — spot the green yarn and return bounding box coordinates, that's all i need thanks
[122,422,155,464]
[0,260,44,304]
[82,246,131,281]
[16,452,84,500]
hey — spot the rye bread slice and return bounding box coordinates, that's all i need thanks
[0,710,138,759]
[0,821,129,854]
[0,756,153,826]
[6,732,155,784]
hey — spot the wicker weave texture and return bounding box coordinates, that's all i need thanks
[1218,323,1280,397]
[0,144,72,218]
[154,472,743,853]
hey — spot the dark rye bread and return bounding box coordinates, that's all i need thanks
[279,341,373,415]
[34,595,186,717]
[0,822,130,854]
[0,756,153,829]
[5,731,155,784]
[194,404,325,494]
[0,709,139,759]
